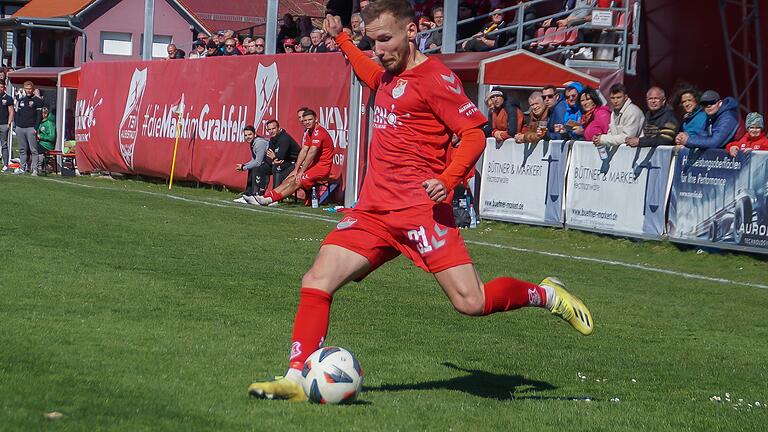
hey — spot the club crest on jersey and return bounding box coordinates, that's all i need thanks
[336,216,357,230]
[392,79,408,99]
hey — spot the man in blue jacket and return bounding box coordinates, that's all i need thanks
[675,90,739,149]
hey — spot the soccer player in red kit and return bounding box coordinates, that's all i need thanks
[248,0,593,402]
[256,109,334,205]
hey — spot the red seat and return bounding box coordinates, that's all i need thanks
[539,27,558,49]
[529,27,546,48]
[563,28,579,45]
[550,26,568,47]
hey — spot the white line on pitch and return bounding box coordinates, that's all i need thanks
[44,177,767,290]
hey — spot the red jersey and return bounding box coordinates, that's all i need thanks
[302,124,334,170]
[358,57,487,211]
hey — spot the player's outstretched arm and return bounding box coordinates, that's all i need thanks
[324,14,383,90]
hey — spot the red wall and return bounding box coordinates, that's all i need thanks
[630,0,765,114]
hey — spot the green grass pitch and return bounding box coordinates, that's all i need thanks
[1,174,767,431]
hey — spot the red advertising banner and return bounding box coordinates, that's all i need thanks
[75,54,352,191]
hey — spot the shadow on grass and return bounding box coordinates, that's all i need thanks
[365,362,597,401]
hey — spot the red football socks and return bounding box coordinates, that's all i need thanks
[289,288,333,370]
[482,277,547,315]
[264,190,284,202]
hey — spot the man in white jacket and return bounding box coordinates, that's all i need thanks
[593,83,644,147]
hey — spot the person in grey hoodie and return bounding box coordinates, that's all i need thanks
[675,90,739,149]
[234,125,270,204]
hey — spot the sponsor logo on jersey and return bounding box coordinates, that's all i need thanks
[336,216,358,230]
[458,101,478,117]
[372,104,403,129]
[392,79,408,99]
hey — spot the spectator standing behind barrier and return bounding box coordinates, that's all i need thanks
[576,86,610,140]
[625,86,678,148]
[427,7,444,50]
[36,106,55,174]
[542,85,565,139]
[205,40,219,57]
[308,30,328,53]
[484,89,523,144]
[264,119,301,188]
[726,112,767,157]
[350,13,364,44]
[516,91,549,143]
[0,81,13,172]
[234,126,269,204]
[675,90,739,150]
[166,44,185,59]
[14,80,43,175]
[416,17,433,52]
[551,82,583,140]
[593,83,644,147]
[189,40,207,59]
[246,38,265,55]
[222,38,241,56]
[672,84,707,137]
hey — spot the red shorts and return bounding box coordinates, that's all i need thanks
[299,163,331,189]
[322,203,473,277]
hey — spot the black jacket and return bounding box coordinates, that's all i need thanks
[639,105,679,147]
[269,130,300,164]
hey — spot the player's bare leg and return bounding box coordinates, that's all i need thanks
[248,245,371,401]
[434,264,593,335]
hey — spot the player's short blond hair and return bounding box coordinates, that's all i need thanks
[361,0,414,25]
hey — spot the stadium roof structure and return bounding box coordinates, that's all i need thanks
[477,50,600,88]
[8,66,73,87]
[181,0,326,33]
[6,0,210,34]
[434,50,599,88]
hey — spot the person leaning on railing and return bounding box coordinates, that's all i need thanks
[675,90,739,150]
[626,86,679,148]
[671,83,707,138]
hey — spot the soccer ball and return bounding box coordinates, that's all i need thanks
[301,346,364,404]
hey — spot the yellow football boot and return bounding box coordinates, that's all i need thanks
[541,277,594,336]
[248,376,307,402]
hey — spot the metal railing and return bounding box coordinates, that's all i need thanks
[418,0,642,75]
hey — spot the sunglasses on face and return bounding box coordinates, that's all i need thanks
[226,44,235,47]
[543,94,556,99]
[254,44,264,48]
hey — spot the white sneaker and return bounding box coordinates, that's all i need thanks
[31,171,38,177]
[573,47,593,60]
[1,165,8,172]
[255,195,273,206]
[233,196,248,204]
[243,195,258,205]
[13,168,24,175]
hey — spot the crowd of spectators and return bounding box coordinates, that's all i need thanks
[0,74,57,176]
[483,82,765,156]
[163,1,624,59]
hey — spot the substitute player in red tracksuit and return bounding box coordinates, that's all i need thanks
[256,109,334,205]
[248,0,594,402]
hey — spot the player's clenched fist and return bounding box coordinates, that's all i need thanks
[324,14,343,37]
[422,178,448,203]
